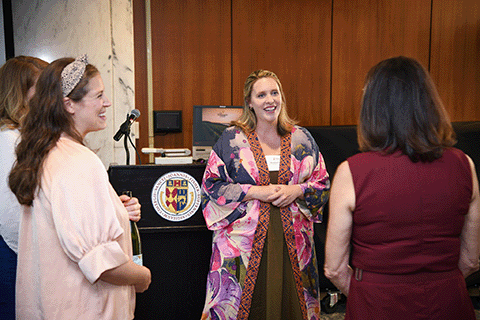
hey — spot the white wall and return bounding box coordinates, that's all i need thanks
[11,0,136,167]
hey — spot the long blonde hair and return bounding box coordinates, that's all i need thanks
[232,69,296,136]
[0,56,48,129]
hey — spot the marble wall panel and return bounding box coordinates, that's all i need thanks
[11,0,135,167]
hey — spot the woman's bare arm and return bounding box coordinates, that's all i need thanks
[99,260,151,293]
[324,161,355,295]
[459,156,480,278]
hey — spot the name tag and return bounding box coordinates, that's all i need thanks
[265,155,280,171]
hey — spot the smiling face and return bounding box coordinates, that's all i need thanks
[65,74,111,137]
[249,77,282,128]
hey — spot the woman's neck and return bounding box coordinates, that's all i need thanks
[255,124,281,155]
[60,132,84,144]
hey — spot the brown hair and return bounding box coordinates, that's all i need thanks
[232,69,296,136]
[0,56,48,129]
[358,56,455,162]
[9,57,100,206]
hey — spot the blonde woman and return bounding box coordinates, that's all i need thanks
[0,56,47,320]
[201,70,330,319]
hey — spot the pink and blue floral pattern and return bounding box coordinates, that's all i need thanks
[201,126,330,320]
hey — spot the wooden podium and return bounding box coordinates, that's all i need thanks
[108,164,212,320]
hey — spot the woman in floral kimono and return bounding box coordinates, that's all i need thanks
[201,70,330,320]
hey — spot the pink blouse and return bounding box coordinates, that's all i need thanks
[16,137,135,319]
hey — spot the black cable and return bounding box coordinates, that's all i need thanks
[128,132,142,165]
[123,131,130,165]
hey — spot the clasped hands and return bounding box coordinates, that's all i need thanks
[247,184,303,208]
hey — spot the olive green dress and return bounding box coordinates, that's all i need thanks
[249,171,304,319]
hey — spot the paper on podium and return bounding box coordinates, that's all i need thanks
[155,156,193,165]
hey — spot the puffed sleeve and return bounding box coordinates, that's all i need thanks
[46,148,128,284]
[202,129,254,230]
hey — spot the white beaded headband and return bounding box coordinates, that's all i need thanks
[61,54,88,97]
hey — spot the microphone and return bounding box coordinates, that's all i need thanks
[113,109,140,141]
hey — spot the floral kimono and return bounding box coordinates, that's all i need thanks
[201,125,330,320]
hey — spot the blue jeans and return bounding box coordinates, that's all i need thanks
[0,235,16,320]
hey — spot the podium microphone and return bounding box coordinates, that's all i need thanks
[113,109,141,141]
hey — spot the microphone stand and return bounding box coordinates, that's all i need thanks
[124,125,131,165]
[120,114,142,165]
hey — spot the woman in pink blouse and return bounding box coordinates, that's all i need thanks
[9,55,151,319]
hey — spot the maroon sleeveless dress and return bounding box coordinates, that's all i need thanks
[345,148,476,320]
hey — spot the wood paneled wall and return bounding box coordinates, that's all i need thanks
[231,0,332,127]
[149,0,231,156]
[331,0,431,125]
[133,0,480,164]
[430,0,480,122]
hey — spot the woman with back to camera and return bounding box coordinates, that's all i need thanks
[324,56,480,319]
[9,55,151,319]
[0,55,47,320]
[201,69,330,319]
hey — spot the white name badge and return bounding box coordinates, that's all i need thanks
[265,155,280,171]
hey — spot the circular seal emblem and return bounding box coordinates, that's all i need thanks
[151,171,201,222]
